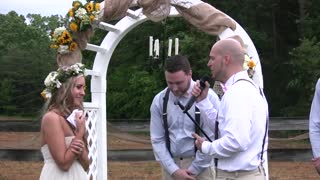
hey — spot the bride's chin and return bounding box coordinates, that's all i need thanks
[74,101,82,108]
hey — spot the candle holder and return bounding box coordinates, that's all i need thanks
[148,20,179,70]
[148,36,179,70]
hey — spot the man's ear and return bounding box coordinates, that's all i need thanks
[224,55,231,65]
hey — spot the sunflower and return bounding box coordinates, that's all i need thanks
[73,1,82,9]
[95,3,100,11]
[69,22,78,32]
[69,42,78,51]
[68,8,75,17]
[86,2,94,13]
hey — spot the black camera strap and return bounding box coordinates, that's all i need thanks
[162,88,200,157]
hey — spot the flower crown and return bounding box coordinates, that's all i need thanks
[41,63,86,100]
[67,1,101,33]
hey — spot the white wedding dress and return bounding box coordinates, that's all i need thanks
[39,136,88,180]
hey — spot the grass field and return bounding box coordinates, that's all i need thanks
[0,117,319,179]
[0,160,319,180]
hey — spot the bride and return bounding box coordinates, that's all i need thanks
[39,63,90,180]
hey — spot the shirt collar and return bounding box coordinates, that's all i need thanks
[223,71,250,91]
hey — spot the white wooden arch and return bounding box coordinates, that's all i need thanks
[83,6,267,180]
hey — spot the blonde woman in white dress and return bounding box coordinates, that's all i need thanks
[39,63,90,180]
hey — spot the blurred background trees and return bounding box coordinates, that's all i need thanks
[0,0,319,119]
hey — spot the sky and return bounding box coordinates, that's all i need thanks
[0,0,77,16]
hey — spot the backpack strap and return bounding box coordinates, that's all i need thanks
[163,88,173,157]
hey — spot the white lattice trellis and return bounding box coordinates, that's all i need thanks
[84,102,99,179]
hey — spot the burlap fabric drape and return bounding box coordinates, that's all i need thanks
[172,1,236,35]
[138,0,170,22]
[56,48,83,67]
[104,0,134,22]
[103,0,236,36]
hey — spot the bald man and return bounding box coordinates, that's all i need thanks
[191,39,269,180]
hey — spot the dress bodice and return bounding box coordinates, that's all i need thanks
[41,136,74,163]
[39,135,88,179]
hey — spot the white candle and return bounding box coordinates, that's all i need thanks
[154,39,160,57]
[168,39,172,57]
[149,36,153,56]
[175,38,179,55]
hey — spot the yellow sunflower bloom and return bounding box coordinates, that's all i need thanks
[86,2,94,13]
[73,1,82,9]
[68,8,74,17]
[95,3,100,11]
[57,37,65,44]
[69,22,78,32]
[61,31,72,43]
[69,42,78,51]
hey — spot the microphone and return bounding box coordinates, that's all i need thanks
[183,76,211,113]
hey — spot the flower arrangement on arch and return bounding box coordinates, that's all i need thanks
[50,27,78,54]
[66,1,101,33]
[49,1,101,54]
[41,63,86,100]
[243,53,256,78]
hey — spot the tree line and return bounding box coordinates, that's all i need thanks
[0,0,319,119]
